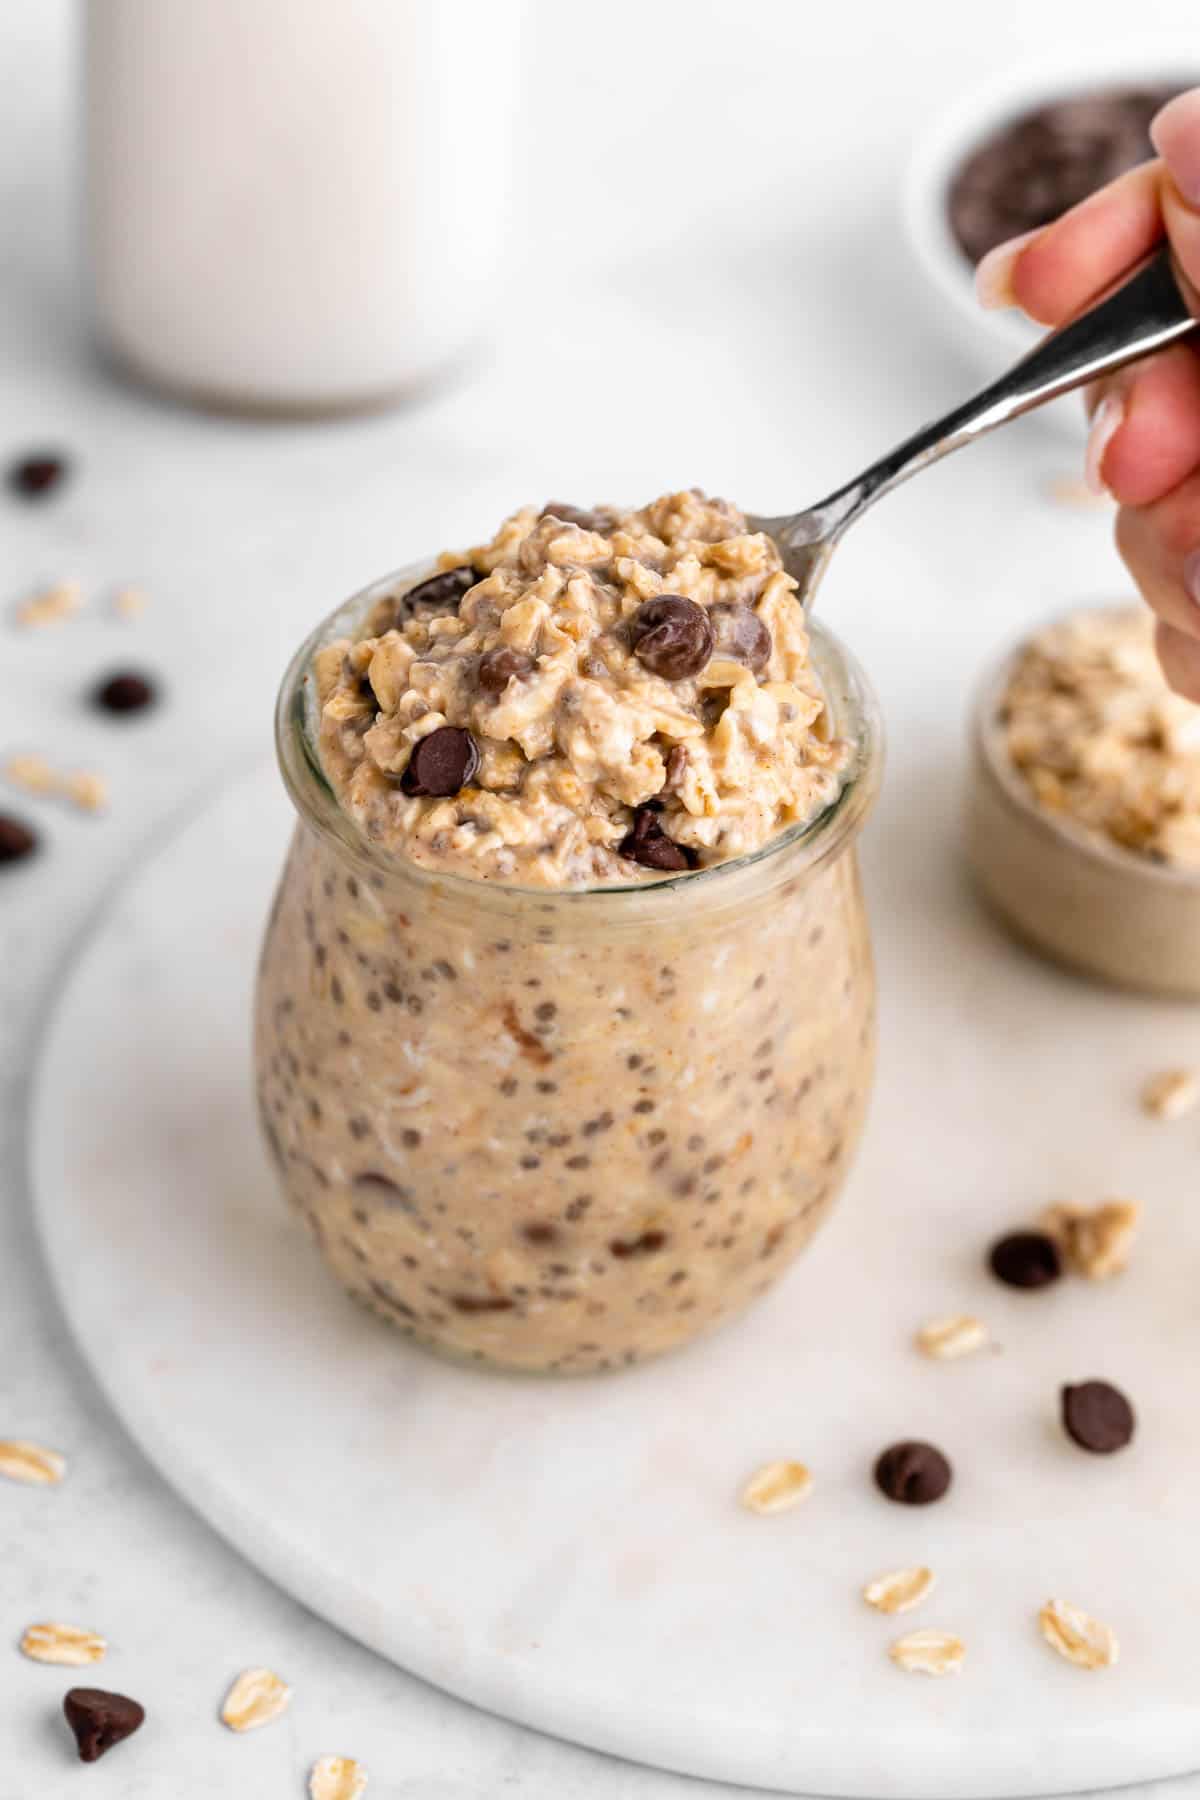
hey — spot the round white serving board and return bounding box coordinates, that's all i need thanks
[30,759,1200,1799]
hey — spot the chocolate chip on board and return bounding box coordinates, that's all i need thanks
[393,565,476,624]
[988,1229,1062,1290]
[92,671,158,714]
[400,726,480,797]
[618,803,698,873]
[477,646,535,693]
[0,815,38,864]
[1061,1379,1136,1454]
[629,595,715,681]
[874,1440,953,1506]
[63,1688,145,1762]
[7,452,69,500]
[710,602,772,673]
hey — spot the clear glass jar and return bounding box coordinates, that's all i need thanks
[254,566,883,1374]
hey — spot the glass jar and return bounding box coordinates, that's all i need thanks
[85,0,525,415]
[254,567,883,1374]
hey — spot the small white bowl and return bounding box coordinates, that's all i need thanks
[966,605,1200,999]
[902,41,1200,416]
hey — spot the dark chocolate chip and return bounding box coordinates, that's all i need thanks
[400,726,479,797]
[93,671,158,714]
[610,1230,667,1259]
[1061,1379,1135,1454]
[989,1229,1062,1290]
[629,595,714,681]
[710,602,772,673]
[618,804,697,873]
[478,646,535,692]
[394,566,476,624]
[0,814,38,864]
[874,1440,952,1505]
[8,452,69,499]
[540,502,606,531]
[63,1688,145,1763]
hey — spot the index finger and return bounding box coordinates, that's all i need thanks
[1006,161,1165,326]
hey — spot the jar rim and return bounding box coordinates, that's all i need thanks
[274,558,885,918]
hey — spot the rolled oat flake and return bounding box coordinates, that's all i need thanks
[1061,1379,1135,1453]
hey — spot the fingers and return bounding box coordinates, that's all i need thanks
[976,163,1163,322]
[1011,165,1164,325]
[1085,347,1200,505]
[1153,620,1200,702]
[1115,470,1200,678]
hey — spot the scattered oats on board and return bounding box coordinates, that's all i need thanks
[1038,1598,1118,1669]
[310,1756,368,1800]
[1041,1199,1140,1281]
[863,1567,936,1616]
[14,580,82,628]
[19,1623,107,1667]
[740,1460,813,1515]
[220,1666,292,1732]
[0,1440,66,1485]
[61,770,109,815]
[112,585,148,620]
[915,1314,989,1360]
[888,1630,965,1676]
[4,754,56,795]
[1141,1067,1199,1121]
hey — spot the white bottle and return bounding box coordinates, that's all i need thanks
[84,0,525,414]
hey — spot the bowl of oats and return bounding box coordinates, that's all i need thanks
[966,602,1200,997]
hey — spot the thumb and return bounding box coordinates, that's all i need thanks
[1151,89,1200,300]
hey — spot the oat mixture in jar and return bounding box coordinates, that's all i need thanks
[254,492,882,1373]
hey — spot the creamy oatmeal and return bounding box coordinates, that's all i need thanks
[1001,606,1200,866]
[254,492,880,1373]
[314,490,847,887]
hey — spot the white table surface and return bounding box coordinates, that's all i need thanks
[3,4,1199,1796]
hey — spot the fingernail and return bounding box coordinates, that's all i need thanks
[1084,391,1124,496]
[974,228,1042,309]
[1151,89,1200,206]
[1184,549,1200,607]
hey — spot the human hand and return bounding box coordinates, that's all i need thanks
[976,89,1200,698]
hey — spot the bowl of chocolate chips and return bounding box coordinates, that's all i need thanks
[903,45,1197,399]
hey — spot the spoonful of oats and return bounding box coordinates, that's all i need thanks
[751,246,1197,609]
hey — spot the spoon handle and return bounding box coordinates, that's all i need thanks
[789,246,1198,559]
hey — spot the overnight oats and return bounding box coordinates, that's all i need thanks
[254,492,882,1373]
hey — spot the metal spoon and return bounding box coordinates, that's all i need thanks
[751,246,1199,609]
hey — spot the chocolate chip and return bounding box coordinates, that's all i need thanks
[710,603,772,673]
[394,566,476,624]
[540,502,605,532]
[63,1688,145,1762]
[400,726,479,797]
[618,803,698,873]
[989,1229,1062,1290]
[478,646,534,692]
[874,1440,952,1505]
[0,814,38,864]
[610,1230,667,1258]
[629,595,714,681]
[1061,1379,1135,1454]
[8,452,69,499]
[451,1293,515,1314]
[93,671,158,714]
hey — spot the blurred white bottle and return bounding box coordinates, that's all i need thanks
[84,0,525,414]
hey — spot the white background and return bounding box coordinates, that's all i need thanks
[3,2,1199,1795]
